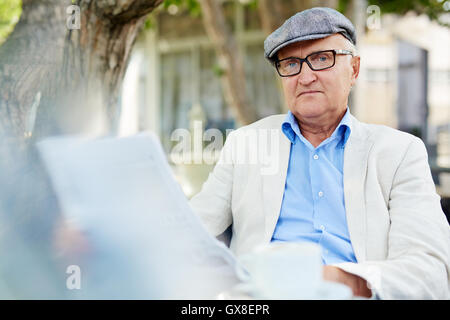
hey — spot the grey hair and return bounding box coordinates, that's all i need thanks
[346,39,358,56]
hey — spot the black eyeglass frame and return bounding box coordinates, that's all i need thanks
[275,49,354,77]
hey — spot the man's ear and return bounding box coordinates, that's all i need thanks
[350,56,361,86]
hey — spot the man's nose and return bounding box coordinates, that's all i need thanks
[297,62,317,86]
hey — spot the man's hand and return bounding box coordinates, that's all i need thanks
[322,265,372,298]
[53,217,91,259]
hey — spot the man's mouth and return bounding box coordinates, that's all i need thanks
[299,90,322,96]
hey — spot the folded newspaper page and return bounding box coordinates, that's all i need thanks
[37,132,239,299]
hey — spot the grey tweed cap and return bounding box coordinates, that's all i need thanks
[264,7,356,63]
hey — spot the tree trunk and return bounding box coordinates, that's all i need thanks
[0,0,163,145]
[198,0,258,126]
[257,0,285,35]
[0,0,163,297]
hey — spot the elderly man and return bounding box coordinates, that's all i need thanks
[190,7,450,299]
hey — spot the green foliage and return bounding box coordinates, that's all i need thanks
[336,0,351,14]
[163,0,201,17]
[144,14,156,30]
[368,0,446,15]
[246,0,258,10]
[144,0,201,30]
[369,0,450,27]
[0,0,22,45]
[212,64,226,78]
[161,0,258,18]
[338,0,449,26]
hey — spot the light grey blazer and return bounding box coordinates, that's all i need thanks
[190,113,450,299]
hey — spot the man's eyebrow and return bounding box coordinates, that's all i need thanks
[304,49,335,56]
[279,49,330,59]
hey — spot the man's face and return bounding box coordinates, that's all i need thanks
[277,34,360,122]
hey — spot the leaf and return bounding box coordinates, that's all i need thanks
[212,64,226,77]
[0,0,22,45]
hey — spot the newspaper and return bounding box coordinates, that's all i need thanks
[37,132,239,299]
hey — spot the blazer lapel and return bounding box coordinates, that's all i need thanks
[262,128,291,243]
[343,116,374,262]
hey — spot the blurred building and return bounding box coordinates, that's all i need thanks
[355,13,450,197]
[118,3,450,198]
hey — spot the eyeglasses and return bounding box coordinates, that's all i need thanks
[275,49,354,77]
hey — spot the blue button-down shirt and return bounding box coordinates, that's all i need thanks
[271,108,357,265]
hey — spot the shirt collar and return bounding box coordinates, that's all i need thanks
[281,107,352,148]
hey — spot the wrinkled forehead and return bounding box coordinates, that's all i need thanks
[276,34,351,60]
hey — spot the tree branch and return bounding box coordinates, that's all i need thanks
[198,0,258,126]
[95,0,164,24]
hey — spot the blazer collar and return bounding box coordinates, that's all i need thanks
[342,115,374,262]
[262,126,291,244]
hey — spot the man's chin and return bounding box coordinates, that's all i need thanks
[291,104,325,119]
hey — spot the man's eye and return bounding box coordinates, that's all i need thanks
[283,60,298,69]
[310,53,331,62]
[313,55,328,61]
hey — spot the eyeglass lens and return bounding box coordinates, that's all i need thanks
[277,51,335,76]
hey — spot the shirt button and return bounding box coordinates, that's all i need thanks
[318,191,324,197]
[313,154,319,160]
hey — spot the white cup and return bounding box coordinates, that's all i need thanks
[235,242,323,299]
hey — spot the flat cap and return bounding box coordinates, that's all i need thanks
[264,7,356,63]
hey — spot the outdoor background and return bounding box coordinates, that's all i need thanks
[114,1,450,201]
[1,0,449,210]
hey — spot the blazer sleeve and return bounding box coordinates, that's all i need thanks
[189,131,235,237]
[335,136,450,299]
